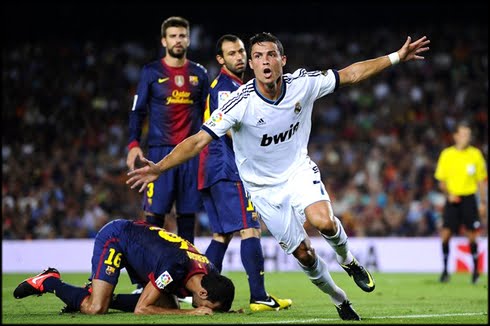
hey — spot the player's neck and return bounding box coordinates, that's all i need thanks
[256,77,282,101]
[185,273,205,292]
[455,143,469,150]
[222,66,244,82]
[163,56,186,68]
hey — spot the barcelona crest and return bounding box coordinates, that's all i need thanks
[189,76,199,86]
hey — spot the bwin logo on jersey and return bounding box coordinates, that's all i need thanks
[260,122,299,146]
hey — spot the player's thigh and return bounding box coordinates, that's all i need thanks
[144,147,177,214]
[90,221,126,286]
[249,185,306,254]
[289,160,331,225]
[209,180,260,233]
[461,195,480,230]
[201,188,224,234]
[442,202,460,233]
[176,156,202,214]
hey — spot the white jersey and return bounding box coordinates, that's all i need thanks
[202,68,339,190]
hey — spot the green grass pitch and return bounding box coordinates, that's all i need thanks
[2,271,487,324]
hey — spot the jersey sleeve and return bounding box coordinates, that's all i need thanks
[201,88,244,139]
[128,65,151,146]
[311,69,340,99]
[434,149,448,181]
[475,149,488,182]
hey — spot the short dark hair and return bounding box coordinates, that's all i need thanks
[216,34,241,56]
[201,271,235,312]
[161,16,190,38]
[453,120,472,133]
[249,32,284,56]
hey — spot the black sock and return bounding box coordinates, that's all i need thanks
[470,242,478,274]
[146,214,165,227]
[177,214,195,244]
[442,242,449,273]
[110,294,141,312]
[43,278,90,311]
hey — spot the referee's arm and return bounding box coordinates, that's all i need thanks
[478,179,487,216]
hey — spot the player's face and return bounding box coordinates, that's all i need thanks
[191,295,223,311]
[454,126,471,148]
[218,40,247,76]
[248,41,286,85]
[161,26,189,59]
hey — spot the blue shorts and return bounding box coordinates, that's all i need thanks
[200,180,260,234]
[144,146,202,215]
[90,220,126,286]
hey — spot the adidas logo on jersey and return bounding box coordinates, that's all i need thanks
[256,118,266,126]
[260,122,299,146]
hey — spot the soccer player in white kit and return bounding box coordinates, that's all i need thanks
[127,32,430,320]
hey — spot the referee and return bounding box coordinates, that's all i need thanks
[434,121,487,284]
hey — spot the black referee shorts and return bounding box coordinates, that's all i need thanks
[442,194,480,233]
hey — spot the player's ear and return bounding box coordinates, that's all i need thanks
[198,288,208,299]
[161,37,167,48]
[216,55,225,66]
[281,55,287,67]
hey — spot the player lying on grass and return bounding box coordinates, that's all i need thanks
[13,219,235,315]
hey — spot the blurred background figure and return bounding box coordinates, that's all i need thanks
[434,121,487,284]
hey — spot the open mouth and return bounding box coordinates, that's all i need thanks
[263,68,272,78]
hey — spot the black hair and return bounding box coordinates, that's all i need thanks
[161,16,190,38]
[249,32,284,56]
[201,271,235,312]
[216,34,241,56]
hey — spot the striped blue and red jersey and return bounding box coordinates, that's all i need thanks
[128,58,209,148]
[198,68,242,190]
[116,219,216,297]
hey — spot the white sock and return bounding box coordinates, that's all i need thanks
[320,216,354,265]
[297,255,347,306]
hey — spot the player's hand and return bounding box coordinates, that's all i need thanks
[187,306,213,315]
[448,194,461,204]
[398,35,430,62]
[478,202,487,217]
[126,147,144,171]
[126,158,160,193]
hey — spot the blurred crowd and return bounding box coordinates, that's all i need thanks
[2,22,487,240]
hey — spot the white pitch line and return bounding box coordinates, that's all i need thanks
[253,312,487,324]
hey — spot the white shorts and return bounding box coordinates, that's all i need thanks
[247,159,330,254]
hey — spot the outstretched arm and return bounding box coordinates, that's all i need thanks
[126,130,213,192]
[338,36,430,86]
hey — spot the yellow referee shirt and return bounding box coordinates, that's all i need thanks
[434,145,487,196]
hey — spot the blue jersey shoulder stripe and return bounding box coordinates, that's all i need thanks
[201,125,219,140]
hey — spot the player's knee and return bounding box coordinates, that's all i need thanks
[213,233,233,244]
[293,242,316,266]
[83,303,109,315]
[239,227,260,239]
[315,217,337,234]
